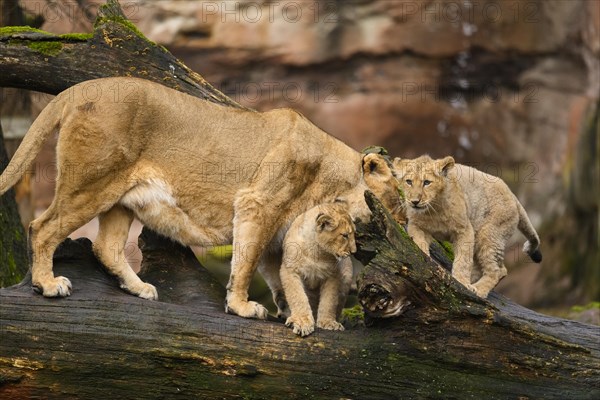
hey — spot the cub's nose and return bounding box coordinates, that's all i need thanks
[411,200,420,206]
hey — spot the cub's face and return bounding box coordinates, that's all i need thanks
[362,153,407,224]
[315,204,357,259]
[392,156,455,212]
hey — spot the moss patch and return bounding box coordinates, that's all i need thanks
[0,26,49,36]
[570,302,600,313]
[60,33,93,41]
[27,41,63,56]
[361,145,389,156]
[439,241,455,261]
[94,14,154,44]
[340,304,365,327]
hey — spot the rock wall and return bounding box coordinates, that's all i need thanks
[16,0,600,307]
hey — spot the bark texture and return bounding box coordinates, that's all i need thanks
[0,195,598,399]
[0,122,28,287]
[0,2,598,398]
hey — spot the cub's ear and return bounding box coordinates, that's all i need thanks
[437,156,455,177]
[363,153,391,177]
[316,212,335,232]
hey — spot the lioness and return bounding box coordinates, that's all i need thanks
[362,153,407,225]
[0,77,401,319]
[393,155,542,298]
[279,203,355,337]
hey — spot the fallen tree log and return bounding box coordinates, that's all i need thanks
[1,1,598,398]
[1,195,598,398]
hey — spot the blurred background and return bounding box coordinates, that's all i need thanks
[1,0,598,320]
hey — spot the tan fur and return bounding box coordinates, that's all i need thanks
[0,77,402,319]
[393,155,542,298]
[279,203,355,337]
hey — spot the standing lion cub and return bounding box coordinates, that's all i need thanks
[279,203,355,337]
[393,155,542,298]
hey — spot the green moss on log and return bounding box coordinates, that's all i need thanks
[0,26,49,36]
[27,41,63,56]
[59,33,93,41]
[341,305,365,326]
[439,240,455,261]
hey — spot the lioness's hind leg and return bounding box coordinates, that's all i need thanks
[29,205,72,297]
[30,193,111,297]
[93,205,157,300]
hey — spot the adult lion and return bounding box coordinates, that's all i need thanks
[0,77,400,319]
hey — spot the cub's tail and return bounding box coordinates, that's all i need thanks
[515,196,542,263]
[0,96,63,195]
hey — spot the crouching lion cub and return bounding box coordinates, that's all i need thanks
[393,155,542,298]
[280,203,355,337]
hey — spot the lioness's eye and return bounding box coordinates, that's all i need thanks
[423,180,431,186]
[406,179,412,186]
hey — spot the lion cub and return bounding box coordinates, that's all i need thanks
[280,203,356,337]
[393,155,542,298]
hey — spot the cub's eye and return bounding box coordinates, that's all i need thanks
[342,233,349,239]
[423,180,431,186]
[406,179,413,186]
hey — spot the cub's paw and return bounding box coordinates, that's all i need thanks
[471,284,491,299]
[317,319,345,331]
[136,283,158,300]
[463,283,483,297]
[33,276,72,297]
[122,282,158,301]
[285,314,315,337]
[225,299,269,320]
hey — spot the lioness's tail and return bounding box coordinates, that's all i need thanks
[515,196,542,263]
[0,97,63,195]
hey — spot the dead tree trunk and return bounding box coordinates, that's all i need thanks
[0,1,598,398]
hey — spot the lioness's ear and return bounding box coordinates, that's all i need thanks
[363,153,390,176]
[438,156,455,177]
[316,212,335,232]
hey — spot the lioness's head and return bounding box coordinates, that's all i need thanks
[392,155,455,212]
[314,203,357,259]
[362,153,407,224]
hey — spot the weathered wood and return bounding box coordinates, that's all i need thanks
[0,197,598,398]
[0,121,28,287]
[1,1,599,398]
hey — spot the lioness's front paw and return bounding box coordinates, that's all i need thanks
[33,276,72,297]
[317,319,345,331]
[285,314,315,337]
[225,299,269,320]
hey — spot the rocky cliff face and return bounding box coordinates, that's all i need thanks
[19,0,599,307]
